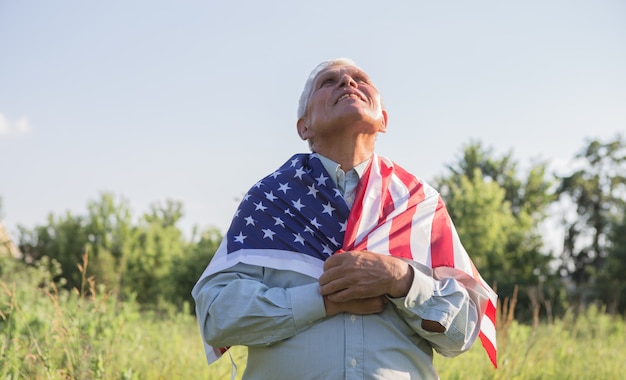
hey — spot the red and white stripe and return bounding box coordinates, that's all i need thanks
[344,155,498,368]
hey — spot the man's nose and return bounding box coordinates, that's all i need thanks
[339,74,357,88]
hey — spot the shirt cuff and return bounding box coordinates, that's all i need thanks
[389,264,441,321]
[404,264,435,306]
[289,282,327,330]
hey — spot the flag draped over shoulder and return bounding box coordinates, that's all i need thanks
[195,153,498,368]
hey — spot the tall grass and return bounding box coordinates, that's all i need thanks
[1,255,624,379]
[0,254,219,379]
[435,290,625,379]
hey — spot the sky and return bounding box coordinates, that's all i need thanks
[1,1,625,244]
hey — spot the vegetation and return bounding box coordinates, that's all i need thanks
[0,253,213,379]
[1,253,624,379]
[1,134,625,378]
[435,304,625,379]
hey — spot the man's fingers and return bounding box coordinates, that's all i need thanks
[319,268,351,296]
[324,295,388,315]
[323,252,347,270]
[323,283,372,301]
[319,266,341,286]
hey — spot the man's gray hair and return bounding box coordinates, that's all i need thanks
[297,58,360,119]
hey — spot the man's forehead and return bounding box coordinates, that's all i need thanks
[315,64,369,80]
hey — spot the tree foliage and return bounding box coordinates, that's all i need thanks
[434,142,557,320]
[598,212,626,314]
[121,199,186,305]
[557,135,626,309]
[435,142,555,285]
[18,211,90,289]
[166,227,223,310]
[15,193,222,313]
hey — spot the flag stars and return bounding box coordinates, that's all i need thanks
[254,201,268,211]
[328,236,339,246]
[322,202,336,216]
[244,216,256,226]
[254,180,264,188]
[262,229,276,240]
[322,244,333,255]
[294,167,306,179]
[273,217,285,227]
[304,225,315,235]
[333,188,342,198]
[293,233,305,245]
[265,191,278,202]
[233,232,247,243]
[291,158,300,167]
[284,208,295,217]
[339,221,347,232]
[278,183,292,194]
[291,198,305,211]
[316,173,329,186]
[307,184,319,198]
[310,217,322,229]
[269,171,281,179]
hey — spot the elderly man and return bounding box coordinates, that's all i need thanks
[193,58,497,379]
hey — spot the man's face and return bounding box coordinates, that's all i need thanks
[298,64,387,143]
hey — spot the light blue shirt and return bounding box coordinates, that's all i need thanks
[193,154,479,380]
[316,154,368,208]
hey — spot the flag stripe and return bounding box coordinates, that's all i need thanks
[379,160,396,220]
[429,197,455,268]
[387,165,424,259]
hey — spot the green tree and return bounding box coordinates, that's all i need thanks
[121,199,186,306]
[556,135,626,309]
[166,226,223,311]
[18,212,89,289]
[597,212,626,314]
[17,193,133,292]
[435,142,557,320]
[84,192,133,293]
[441,169,515,282]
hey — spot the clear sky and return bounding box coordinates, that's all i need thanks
[1,1,625,240]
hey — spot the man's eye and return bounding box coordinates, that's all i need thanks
[320,78,335,87]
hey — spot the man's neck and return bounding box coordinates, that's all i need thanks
[311,137,375,171]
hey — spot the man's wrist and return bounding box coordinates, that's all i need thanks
[387,261,414,298]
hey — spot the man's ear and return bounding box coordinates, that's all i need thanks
[378,109,389,133]
[297,117,312,140]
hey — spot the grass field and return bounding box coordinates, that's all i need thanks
[1,258,624,379]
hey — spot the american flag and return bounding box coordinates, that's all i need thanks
[197,153,498,368]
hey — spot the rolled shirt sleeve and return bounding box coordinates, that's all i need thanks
[388,261,480,357]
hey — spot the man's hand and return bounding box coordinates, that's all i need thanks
[323,295,387,317]
[319,250,414,302]
[319,251,446,332]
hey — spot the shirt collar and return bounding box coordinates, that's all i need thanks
[315,153,371,187]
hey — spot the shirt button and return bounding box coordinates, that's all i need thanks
[351,358,357,367]
[350,315,357,322]
[409,301,416,308]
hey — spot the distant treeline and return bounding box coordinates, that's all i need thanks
[1,134,625,320]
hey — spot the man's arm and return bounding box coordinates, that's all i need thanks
[193,262,327,348]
